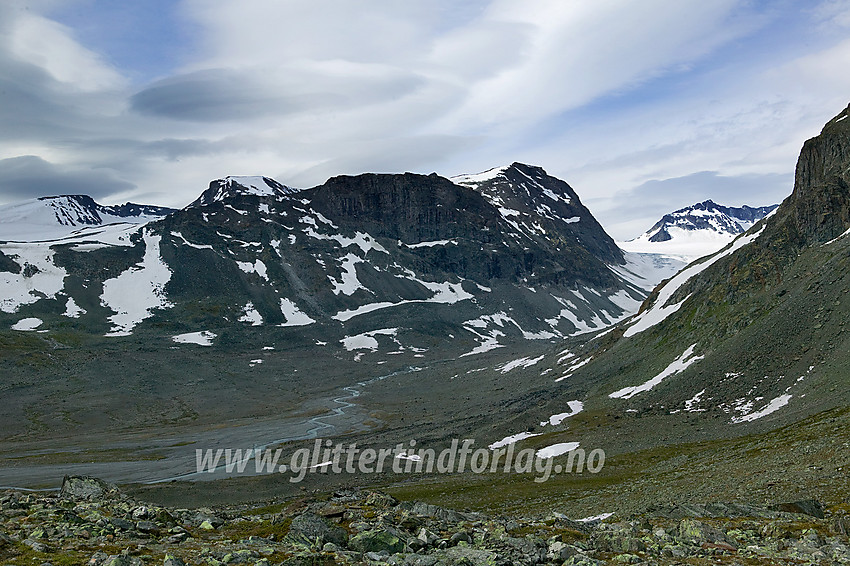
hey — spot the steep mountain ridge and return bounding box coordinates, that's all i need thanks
[453,162,624,265]
[540,103,850,446]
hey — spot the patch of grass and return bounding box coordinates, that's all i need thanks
[244,502,288,516]
[508,523,588,543]
[385,405,850,517]
[214,516,293,541]
[7,447,166,465]
[1,542,89,566]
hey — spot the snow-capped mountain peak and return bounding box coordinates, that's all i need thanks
[39,195,104,227]
[451,165,509,186]
[619,199,778,260]
[644,199,777,241]
[0,195,174,242]
[452,163,574,205]
[188,176,300,208]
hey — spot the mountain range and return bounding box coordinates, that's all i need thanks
[0,164,648,347]
[0,162,653,487]
[0,104,848,518]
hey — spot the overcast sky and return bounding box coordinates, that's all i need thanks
[2,0,850,239]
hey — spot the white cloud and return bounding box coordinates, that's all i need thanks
[0,0,848,241]
[432,0,756,132]
[7,10,124,91]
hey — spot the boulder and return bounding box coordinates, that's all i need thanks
[286,512,348,547]
[349,529,406,554]
[770,500,825,519]
[59,476,116,501]
[677,518,727,545]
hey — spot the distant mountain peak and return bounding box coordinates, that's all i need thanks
[620,199,778,258]
[35,195,103,227]
[188,175,300,208]
[0,194,174,241]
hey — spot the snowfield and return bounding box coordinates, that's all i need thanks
[101,231,173,336]
[623,226,765,338]
[536,442,581,459]
[609,344,703,399]
[172,331,217,346]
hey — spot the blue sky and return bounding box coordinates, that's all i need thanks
[2,0,850,239]
[47,0,195,83]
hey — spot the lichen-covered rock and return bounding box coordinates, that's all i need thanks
[286,512,348,547]
[1,483,848,566]
[677,518,728,545]
[770,500,825,519]
[59,476,116,501]
[435,545,498,566]
[349,529,406,554]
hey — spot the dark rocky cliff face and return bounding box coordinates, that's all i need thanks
[307,172,500,243]
[304,167,626,289]
[790,104,850,244]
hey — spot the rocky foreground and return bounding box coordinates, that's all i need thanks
[1,476,848,566]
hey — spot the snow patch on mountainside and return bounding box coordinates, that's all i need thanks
[172,331,217,346]
[236,259,268,281]
[279,298,315,327]
[497,354,545,373]
[328,254,368,296]
[341,328,398,351]
[731,394,793,423]
[488,431,542,450]
[11,317,43,331]
[0,243,67,313]
[238,303,263,326]
[405,239,458,248]
[63,297,86,318]
[536,442,581,459]
[101,231,173,336]
[171,231,214,250]
[609,344,703,399]
[332,278,472,322]
[544,401,584,426]
[304,228,388,255]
